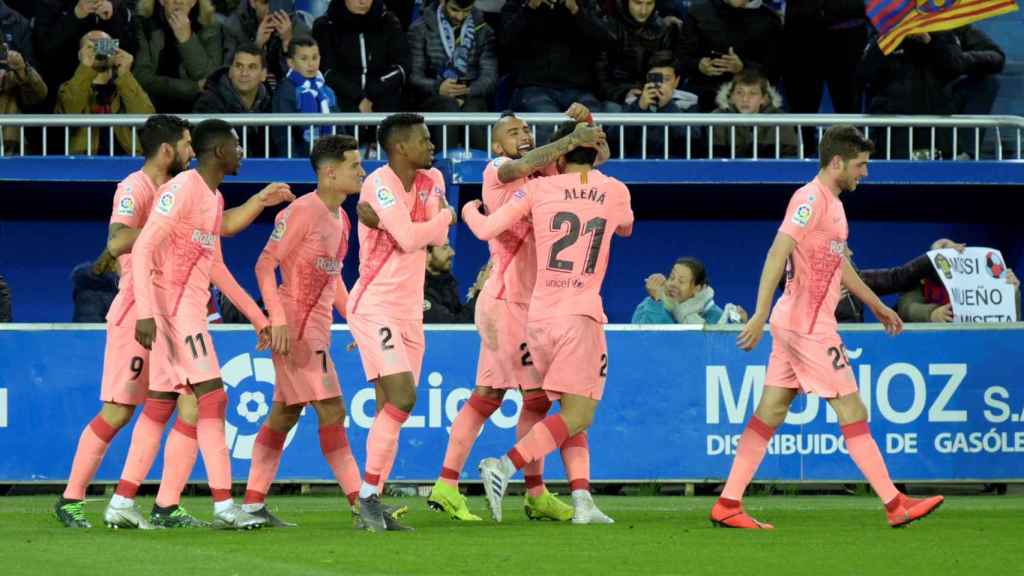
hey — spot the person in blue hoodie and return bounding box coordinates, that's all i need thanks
[632,257,747,325]
[272,35,338,157]
[71,250,119,323]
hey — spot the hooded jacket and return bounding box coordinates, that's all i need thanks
[71,261,118,323]
[711,77,799,158]
[194,65,273,157]
[500,0,613,92]
[312,0,408,107]
[597,0,682,103]
[407,2,497,101]
[679,0,782,109]
[1,2,47,149]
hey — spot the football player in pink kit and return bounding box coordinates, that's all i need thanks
[347,113,455,532]
[132,119,285,530]
[426,108,608,523]
[710,126,944,529]
[463,121,634,524]
[55,115,195,529]
[242,135,365,527]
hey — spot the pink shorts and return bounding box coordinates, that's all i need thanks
[272,339,343,406]
[348,314,425,384]
[475,295,542,391]
[150,315,221,392]
[765,326,858,398]
[99,314,150,406]
[526,315,608,401]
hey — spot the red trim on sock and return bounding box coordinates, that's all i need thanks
[507,448,527,470]
[115,480,139,498]
[717,497,741,509]
[522,390,552,413]
[364,472,381,486]
[563,431,589,449]
[88,415,119,443]
[524,475,544,489]
[211,488,232,502]
[198,388,228,419]
[318,423,348,454]
[885,494,904,512]
[440,467,461,481]
[172,419,198,439]
[748,416,777,441]
[542,415,571,446]
[841,420,871,439]
[346,491,358,506]
[468,393,502,417]
[569,479,590,492]
[382,404,410,423]
[255,426,287,450]
[142,398,176,424]
[244,490,266,504]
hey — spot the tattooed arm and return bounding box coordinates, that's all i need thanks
[497,123,606,183]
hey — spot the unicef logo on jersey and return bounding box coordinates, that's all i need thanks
[221,353,298,460]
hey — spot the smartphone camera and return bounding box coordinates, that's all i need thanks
[646,72,664,87]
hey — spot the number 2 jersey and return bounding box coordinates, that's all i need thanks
[464,169,634,324]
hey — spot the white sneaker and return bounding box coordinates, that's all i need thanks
[478,457,511,522]
[211,504,266,530]
[104,502,159,530]
[572,493,614,525]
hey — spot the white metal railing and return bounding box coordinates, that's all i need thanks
[1,113,1022,161]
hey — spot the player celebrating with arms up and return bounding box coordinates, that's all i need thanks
[463,121,633,524]
[710,125,943,529]
[243,135,365,526]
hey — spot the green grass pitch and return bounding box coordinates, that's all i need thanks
[2,494,1022,575]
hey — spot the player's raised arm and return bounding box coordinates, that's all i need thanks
[220,182,295,237]
[840,258,903,336]
[366,182,452,252]
[737,232,796,351]
[497,123,605,183]
[461,192,532,241]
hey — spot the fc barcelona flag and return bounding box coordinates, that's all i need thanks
[867,0,1019,54]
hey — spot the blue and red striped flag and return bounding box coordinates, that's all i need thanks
[866,0,1019,54]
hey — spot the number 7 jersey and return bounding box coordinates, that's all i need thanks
[463,169,634,324]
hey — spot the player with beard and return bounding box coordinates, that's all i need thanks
[130,119,289,530]
[425,106,608,523]
[710,125,944,529]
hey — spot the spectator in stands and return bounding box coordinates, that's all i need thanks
[897,239,1021,322]
[860,26,1005,160]
[134,0,224,113]
[621,50,691,158]
[32,1,139,100]
[312,0,407,135]
[782,0,868,154]
[423,242,479,323]
[272,35,337,156]
[836,248,937,323]
[223,0,309,85]
[194,42,272,157]
[55,31,155,155]
[1,2,47,154]
[0,273,10,322]
[71,250,119,323]
[632,257,747,324]
[597,0,682,108]
[500,0,611,141]
[711,66,798,158]
[679,0,782,112]
[408,0,497,151]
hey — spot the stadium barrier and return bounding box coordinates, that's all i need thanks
[1,324,1022,484]
[1,113,1021,161]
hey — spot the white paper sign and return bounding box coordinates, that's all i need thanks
[927,247,1017,323]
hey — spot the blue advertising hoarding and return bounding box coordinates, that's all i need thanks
[0,325,1021,483]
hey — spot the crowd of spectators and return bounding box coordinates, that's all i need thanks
[0,0,1009,158]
